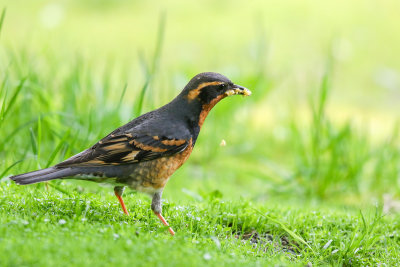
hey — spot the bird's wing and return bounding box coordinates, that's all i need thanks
[56,132,190,167]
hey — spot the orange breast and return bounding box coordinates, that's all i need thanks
[126,139,193,192]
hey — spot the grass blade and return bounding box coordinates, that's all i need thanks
[0,159,22,179]
[0,8,6,40]
[37,115,42,168]
[29,127,37,155]
[134,12,166,116]
[117,83,128,111]
[151,12,166,74]
[46,182,72,196]
[45,130,70,168]
[253,208,314,252]
[0,78,26,128]
[0,81,8,122]
[0,119,36,151]
[4,78,25,118]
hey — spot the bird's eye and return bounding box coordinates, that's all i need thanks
[220,84,227,90]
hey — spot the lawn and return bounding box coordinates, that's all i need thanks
[1,1,399,266]
[1,183,399,266]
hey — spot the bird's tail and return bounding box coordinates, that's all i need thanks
[10,167,78,185]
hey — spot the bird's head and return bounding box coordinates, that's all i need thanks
[182,72,251,104]
[174,72,251,129]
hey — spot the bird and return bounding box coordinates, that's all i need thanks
[10,72,251,235]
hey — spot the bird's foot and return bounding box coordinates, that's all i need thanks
[114,190,129,215]
[155,212,175,236]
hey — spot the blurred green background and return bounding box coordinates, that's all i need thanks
[1,0,400,204]
[1,1,400,266]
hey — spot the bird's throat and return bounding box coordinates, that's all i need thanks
[197,94,226,128]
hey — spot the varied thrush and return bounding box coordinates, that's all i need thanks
[11,72,251,235]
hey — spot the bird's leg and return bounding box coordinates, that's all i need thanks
[114,186,129,215]
[151,191,175,236]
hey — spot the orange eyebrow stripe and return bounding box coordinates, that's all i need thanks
[186,81,224,101]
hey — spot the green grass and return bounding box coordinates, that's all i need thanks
[1,183,399,266]
[1,1,400,266]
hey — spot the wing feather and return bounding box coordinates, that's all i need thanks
[56,133,189,167]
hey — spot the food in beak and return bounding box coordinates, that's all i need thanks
[225,86,252,97]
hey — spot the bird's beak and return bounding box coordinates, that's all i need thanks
[225,85,252,97]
